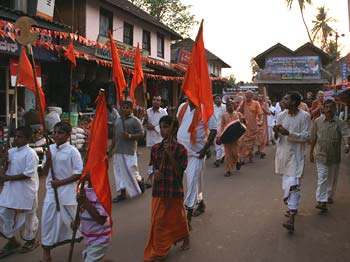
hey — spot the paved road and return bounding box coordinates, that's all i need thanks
[1,145,350,262]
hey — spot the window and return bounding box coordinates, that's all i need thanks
[123,22,133,45]
[157,33,164,58]
[99,8,113,36]
[142,30,151,52]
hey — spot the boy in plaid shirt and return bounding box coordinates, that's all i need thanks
[143,116,190,262]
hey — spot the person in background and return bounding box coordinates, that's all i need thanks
[266,100,276,145]
[274,92,311,233]
[107,104,119,139]
[143,96,168,188]
[310,99,350,212]
[111,100,144,203]
[304,91,313,108]
[213,95,226,167]
[44,104,62,133]
[0,127,39,258]
[310,91,325,121]
[256,95,270,158]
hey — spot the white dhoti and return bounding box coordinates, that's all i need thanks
[316,162,340,202]
[41,202,81,248]
[215,142,224,161]
[82,242,109,262]
[0,206,38,240]
[184,156,205,209]
[282,176,301,212]
[113,153,142,198]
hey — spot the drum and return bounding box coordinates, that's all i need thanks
[219,119,246,144]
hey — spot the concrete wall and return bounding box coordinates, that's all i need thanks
[85,0,172,62]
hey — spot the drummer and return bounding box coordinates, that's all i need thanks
[221,100,244,177]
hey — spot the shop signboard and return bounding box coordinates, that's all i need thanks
[342,63,347,89]
[94,35,149,66]
[262,56,320,80]
[174,48,191,66]
[36,0,56,21]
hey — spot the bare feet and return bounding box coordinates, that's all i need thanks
[180,237,190,251]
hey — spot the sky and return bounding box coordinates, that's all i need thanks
[182,0,350,82]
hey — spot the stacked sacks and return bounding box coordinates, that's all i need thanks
[71,127,87,150]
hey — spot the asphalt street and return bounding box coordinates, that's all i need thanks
[1,144,350,262]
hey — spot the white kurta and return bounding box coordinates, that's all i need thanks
[214,104,226,133]
[275,110,311,177]
[0,145,39,210]
[145,107,168,147]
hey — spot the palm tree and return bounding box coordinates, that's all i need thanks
[285,0,313,44]
[311,6,335,50]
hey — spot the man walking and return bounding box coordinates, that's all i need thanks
[310,99,350,212]
[274,91,311,233]
[213,95,226,167]
[177,99,217,228]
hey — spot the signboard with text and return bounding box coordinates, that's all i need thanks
[262,56,320,80]
[36,0,56,21]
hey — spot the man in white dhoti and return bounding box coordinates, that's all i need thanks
[213,95,226,167]
[177,100,217,228]
[111,100,144,202]
[41,122,83,262]
[274,91,311,233]
[310,99,350,212]
[143,95,167,187]
[0,127,39,258]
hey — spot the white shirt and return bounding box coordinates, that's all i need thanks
[177,103,217,157]
[214,103,226,133]
[145,107,168,147]
[267,105,276,126]
[44,142,83,205]
[275,110,311,178]
[0,145,39,210]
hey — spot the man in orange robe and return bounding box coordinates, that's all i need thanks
[144,116,189,262]
[310,91,325,121]
[240,91,263,163]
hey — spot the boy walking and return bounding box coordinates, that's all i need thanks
[144,116,190,262]
[41,122,83,262]
[76,175,112,262]
[0,127,40,258]
[310,99,350,212]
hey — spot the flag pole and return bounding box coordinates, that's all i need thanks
[27,45,61,212]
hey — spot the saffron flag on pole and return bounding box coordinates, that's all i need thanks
[65,40,76,68]
[80,92,112,224]
[181,20,213,128]
[17,46,46,114]
[130,43,144,105]
[109,32,126,100]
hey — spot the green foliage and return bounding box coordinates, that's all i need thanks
[250,57,260,81]
[129,0,198,37]
[311,6,335,50]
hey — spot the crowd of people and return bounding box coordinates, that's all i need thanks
[0,89,349,261]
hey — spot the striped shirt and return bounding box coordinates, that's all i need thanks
[80,187,111,244]
[311,115,350,164]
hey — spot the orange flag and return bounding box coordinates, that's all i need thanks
[130,43,144,105]
[80,93,112,224]
[109,32,126,100]
[17,46,46,115]
[181,20,213,128]
[65,40,76,68]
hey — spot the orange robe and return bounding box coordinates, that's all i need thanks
[143,197,189,261]
[241,101,263,157]
[256,102,269,151]
[221,111,243,173]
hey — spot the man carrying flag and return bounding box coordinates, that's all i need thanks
[176,21,217,229]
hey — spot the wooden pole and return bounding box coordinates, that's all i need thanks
[27,45,61,212]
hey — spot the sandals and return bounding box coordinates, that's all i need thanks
[0,240,21,258]
[19,239,40,253]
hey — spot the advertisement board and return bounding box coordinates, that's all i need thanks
[36,0,56,21]
[263,56,320,80]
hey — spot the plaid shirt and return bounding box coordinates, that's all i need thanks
[151,139,188,198]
